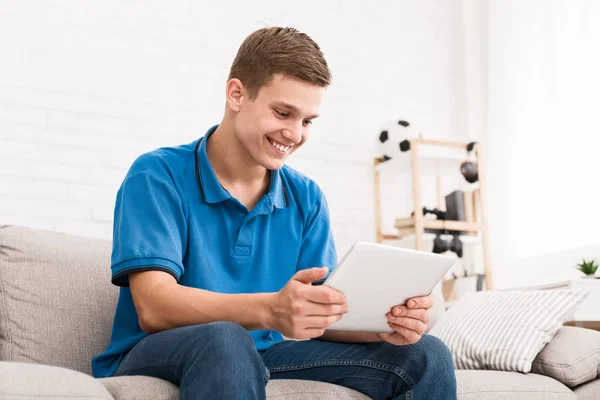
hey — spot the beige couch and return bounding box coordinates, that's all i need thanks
[1,225,599,399]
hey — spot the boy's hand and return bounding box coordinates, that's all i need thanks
[377,295,433,346]
[268,267,348,339]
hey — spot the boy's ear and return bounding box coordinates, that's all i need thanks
[226,78,244,112]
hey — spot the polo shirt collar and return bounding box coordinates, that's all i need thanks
[196,125,231,203]
[196,125,289,209]
[269,168,290,209]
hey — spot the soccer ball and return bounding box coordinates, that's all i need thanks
[377,120,421,162]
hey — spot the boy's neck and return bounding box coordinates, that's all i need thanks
[206,119,270,196]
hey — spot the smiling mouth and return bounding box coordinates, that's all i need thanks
[267,137,293,154]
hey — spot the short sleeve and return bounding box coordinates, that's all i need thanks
[296,192,337,282]
[110,156,187,287]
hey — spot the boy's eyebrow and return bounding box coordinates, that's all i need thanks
[270,101,320,119]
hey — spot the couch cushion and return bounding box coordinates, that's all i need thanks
[456,370,576,400]
[531,326,600,387]
[266,379,369,399]
[0,361,113,399]
[100,371,578,400]
[429,289,589,373]
[99,376,178,400]
[573,378,600,400]
[0,225,117,375]
[99,377,369,400]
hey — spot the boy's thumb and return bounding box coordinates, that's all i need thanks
[293,267,328,284]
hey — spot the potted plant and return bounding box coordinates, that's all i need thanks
[576,258,599,278]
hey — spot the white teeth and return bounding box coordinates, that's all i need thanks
[268,138,290,153]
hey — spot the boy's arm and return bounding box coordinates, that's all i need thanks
[130,267,346,338]
[130,270,274,334]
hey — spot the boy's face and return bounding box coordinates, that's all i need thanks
[232,73,325,170]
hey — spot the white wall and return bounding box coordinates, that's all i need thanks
[0,0,470,257]
[484,0,600,288]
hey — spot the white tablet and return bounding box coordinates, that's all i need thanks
[323,241,455,333]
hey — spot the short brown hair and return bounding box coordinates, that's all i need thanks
[228,27,332,100]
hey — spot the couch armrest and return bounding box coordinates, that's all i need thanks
[0,361,113,399]
[531,326,600,387]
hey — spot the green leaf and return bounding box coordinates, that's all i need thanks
[576,258,599,275]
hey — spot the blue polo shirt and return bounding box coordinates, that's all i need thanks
[91,125,337,378]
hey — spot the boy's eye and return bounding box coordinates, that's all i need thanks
[303,120,312,127]
[276,110,289,118]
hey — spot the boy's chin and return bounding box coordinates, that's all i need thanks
[261,157,286,171]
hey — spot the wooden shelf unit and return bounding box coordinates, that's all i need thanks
[394,217,479,237]
[373,138,493,290]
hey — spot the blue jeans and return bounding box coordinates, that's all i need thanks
[112,322,456,400]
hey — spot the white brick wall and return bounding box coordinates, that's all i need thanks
[0,0,470,257]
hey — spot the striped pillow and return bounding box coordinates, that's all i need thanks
[428,289,589,373]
